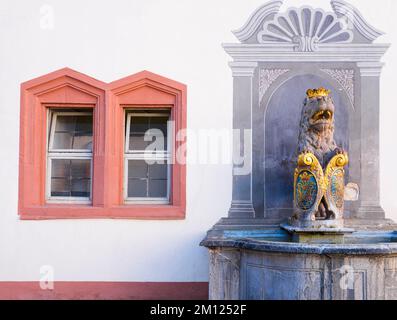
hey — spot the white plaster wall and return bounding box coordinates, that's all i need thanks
[0,0,395,282]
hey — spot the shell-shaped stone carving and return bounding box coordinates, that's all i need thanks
[257,6,353,51]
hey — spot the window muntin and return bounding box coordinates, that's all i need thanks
[124,111,171,204]
[47,111,93,203]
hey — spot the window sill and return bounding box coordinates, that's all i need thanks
[19,205,185,220]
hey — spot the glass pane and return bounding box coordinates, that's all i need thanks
[50,159,91,198]
[126,161,168,199]
[53,132,73,149]
[52,114,93,150]
[71,179,90,197]
[127,114,169,151]
[148,179,167,198]
[130,117,149,133]
[128,179,147,197]
[55,116,76,131]
[128,160,148,179]
[149,164,167,180]
[73,134,92,150]
[71,159,91,179]
[129,134,150,150]
[51,178,70,197]
[75,116,92,132]
[51,159,71,178]
[146,129,167,151]
[150,116,168,137]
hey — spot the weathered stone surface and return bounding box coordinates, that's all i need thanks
[205,244,397,300]
[209,249,240,300]
[202,235,397,256]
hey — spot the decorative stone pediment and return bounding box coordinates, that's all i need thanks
[233,0,384,50]
[258,6,353,51]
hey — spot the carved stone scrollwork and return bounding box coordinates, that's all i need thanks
[321,69,355,106]
[331,0,384,42]
[233,0,384,45]
[257,6,353,51]
[259,69,289,102]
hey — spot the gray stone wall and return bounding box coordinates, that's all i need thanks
[210,247,397,300]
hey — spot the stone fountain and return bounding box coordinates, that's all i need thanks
[201,0,397,300]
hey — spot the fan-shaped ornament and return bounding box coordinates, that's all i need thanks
[257,6,353,51]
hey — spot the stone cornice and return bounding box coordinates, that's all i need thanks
[356,62,385,77]
[223,43,390,63]
[229,62,258,77]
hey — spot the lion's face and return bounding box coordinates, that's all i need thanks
[304,96,335,133]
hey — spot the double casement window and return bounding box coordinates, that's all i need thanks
[124,110,171,204]
[19,68,186,220]
[47,110,93,203]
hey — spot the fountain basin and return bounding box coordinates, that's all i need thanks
[201,229,397,300]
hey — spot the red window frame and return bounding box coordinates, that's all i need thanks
[19,68,186,220]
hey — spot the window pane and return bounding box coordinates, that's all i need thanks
[148,179,167,198]
[128,160,148,179]
[150,117,168,137]
[128,114,168,151]
[73,134,92,150]
[51,178,70,197]
[128,179,147,197]
[148,162,168,198]
[71,159,91,179]
[51,158,71,178]
[126,160,168,199]
[71,179,90,197]
[50,159,91,198]
[53,132,73,149]
[147,129,168,151]
[149,163,167,180]
[130,116,149,133]
[129,134,150,150]
[55,116,76,131]
[52,114,93,150]
[75,115,92,132]
[127,160,148,197]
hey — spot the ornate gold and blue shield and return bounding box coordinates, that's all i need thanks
[293,152,348,223]
[295,171,318,211]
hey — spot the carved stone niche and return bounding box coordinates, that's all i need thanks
[220,0,392,228]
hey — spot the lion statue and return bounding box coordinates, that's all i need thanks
[293,88,348,223]
[296,88,342,168]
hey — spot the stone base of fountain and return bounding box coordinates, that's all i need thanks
[201,222,397,300]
